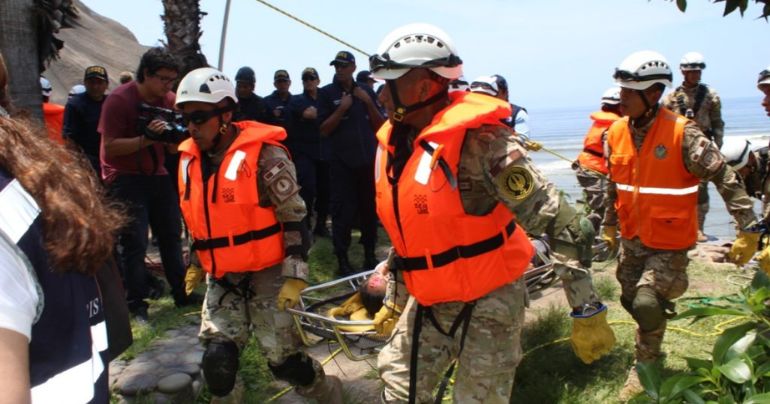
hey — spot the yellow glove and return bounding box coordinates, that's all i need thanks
[184,264,204,296]
[601,225,618,251]
[277,278,308,311]
[372,303,402,337]
[728,231,760,266]
[327,292,364,318]
[570,305,616,364]
[756,246,770,275]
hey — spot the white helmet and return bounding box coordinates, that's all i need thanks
[469,75,500,96]
[680,51,706,71]
[68,84,85,96]
[758,66,770,87]
[613,50,673,90]
[370,23,462,80]
[175,67,237,108]
[721,138,752,170]
[40,76,52,97]
[601,87,621,105]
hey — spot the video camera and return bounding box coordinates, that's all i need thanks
[137,103,189,144]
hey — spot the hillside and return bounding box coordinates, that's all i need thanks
[44,0,149,105]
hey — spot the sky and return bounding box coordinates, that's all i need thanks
[80,0,769,109]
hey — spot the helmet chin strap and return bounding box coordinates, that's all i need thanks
[631,89,658,127]
[386,78,447,123]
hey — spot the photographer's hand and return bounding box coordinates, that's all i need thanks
[148,119,167,135]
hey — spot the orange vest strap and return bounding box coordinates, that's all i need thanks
[192,222,282,251]
[393,219,517,271]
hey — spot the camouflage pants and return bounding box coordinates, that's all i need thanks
[199,266,326,399]
[617,238,690,361]
[552,251,600,310]
[378,279,527,404]
[575,167,607,232]
[698,181,709,231]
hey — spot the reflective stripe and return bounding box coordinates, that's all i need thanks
[0,180,40,243]
[616,183,699,196]
[181,156,191,185]
[31,321,107,404]
[224,150,246,181]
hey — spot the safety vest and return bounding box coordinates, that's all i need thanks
[374,92,534,306]
[606,107,699,250]
[577,110,620,175]
[178,121,287,278]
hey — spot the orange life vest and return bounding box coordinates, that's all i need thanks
[577,110,620,175]
[374,92,534,306]
[178,121,287,278]
[606,107,699,250]
[43,102,65,145]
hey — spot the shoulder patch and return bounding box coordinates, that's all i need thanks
[496,165,535,200]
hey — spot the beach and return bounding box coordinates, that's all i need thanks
[527,96,769,241]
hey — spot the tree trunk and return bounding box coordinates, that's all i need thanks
[0,0,43,119]
[161,0,208,79]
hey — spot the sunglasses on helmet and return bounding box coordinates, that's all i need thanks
[613,69,672,82]
[369,53,463,74]
[469,82,498,94]
[181,106,231,126]
[759,69,770,83]
[680,62,706,70]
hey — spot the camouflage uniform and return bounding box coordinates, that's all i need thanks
[663,84,725,233]
[379,124,601,403]
[198,144,334,402]
[575,165,607,231]
[604,108,755,362]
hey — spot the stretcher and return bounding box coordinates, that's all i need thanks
[287,238,556,361]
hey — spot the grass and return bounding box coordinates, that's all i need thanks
[115,237,754,403]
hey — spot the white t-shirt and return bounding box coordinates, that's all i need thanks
[0,231,40,341]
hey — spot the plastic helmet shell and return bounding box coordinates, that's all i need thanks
[469,75,500,97]
[720,138,751,170]
[680,51,706,71]
[40,76,52,97]
[235,66,256,83]
[614,50,673,90]
[69,84,86,96]
[175,67,237,108]
[370,23,462,80]
[601,86,621,105]
[758,65,770,87]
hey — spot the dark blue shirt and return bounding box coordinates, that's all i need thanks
[233,93,268,123]
[263,90,292,129]
[317,81,379,167]
[63,93,106,173]
[287,91,328,160]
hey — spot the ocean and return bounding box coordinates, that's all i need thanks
[526,96,770,241]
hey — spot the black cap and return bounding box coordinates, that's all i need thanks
[330,50,355,66]
[235,66,256,83]
[301,67,319,80]
[356,70,375,83]
[84,65,108,82]
[274,69,290,81]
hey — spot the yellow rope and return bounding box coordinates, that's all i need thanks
[265,347,344,403]
[252,0,370,57]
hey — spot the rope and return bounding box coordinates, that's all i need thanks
[265,347,344,403]
[252,0,370,58]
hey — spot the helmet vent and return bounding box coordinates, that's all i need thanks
[199,83,211,94]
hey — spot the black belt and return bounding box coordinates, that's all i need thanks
[582,147,604,158]
[192,223,282,250]
[393,220,517,271]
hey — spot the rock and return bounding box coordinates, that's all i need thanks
[157,373,193,394]
[118,372,158,396]
[183,350,203,364]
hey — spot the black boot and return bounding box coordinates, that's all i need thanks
[337,253,354,277]
[363,248,378,271]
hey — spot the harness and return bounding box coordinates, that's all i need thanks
[676,84,708,119]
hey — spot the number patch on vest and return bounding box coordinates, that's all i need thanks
[496,165,534,200]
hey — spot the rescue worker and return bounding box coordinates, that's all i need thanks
[600,50,758,400]
[40,76,65,145]
[174,68,342,403]
[759,66,770,118]
[663,52,725,242]
[369,23,615,403]
[574,87,622,231]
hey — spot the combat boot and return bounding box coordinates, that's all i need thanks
[363,247,378,270]
[618,365,644,402]
[337,253,354,277]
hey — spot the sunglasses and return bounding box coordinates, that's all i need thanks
[470,82,498,93]
[302,76,318,81]
[153,73,178,84]
[758,69,770,83]
[334,62,352,69]
[182,106,230,126]
[681,63,706,70]
[613,69,672,83]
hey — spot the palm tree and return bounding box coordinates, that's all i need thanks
[0,0,77,118]
[161,0,209,79]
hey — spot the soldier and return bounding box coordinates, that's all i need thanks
[759,66,770,118]
[663,52,725,242]
[601,51,758,400]
[574,87,622,231]
[232,66,268,123]
[174,68,342,403]
[368,23,615,403]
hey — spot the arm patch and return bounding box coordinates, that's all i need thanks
[262,160,300,203]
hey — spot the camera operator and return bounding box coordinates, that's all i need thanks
[98,47,199,322]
